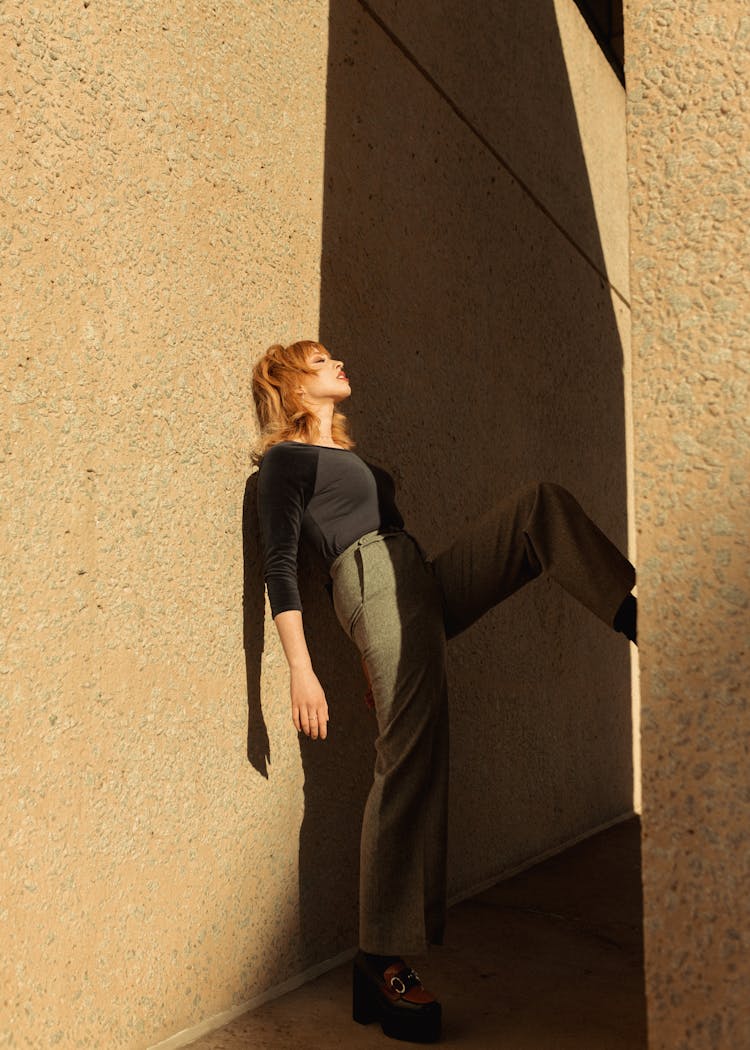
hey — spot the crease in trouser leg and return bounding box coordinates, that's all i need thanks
[422,683,449,946]
[358,647,448,954]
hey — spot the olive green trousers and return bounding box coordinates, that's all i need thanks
[329,482,635,955]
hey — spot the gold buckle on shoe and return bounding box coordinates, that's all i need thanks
[389,968,420,995]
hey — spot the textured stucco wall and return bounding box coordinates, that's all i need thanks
[624,3,750,1047]
[2,2,637,1047]
[1,2,331,1047]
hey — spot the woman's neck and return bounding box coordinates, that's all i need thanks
[312,403,335,444]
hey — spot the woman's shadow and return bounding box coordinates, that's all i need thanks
[242,473,271,778]
[242,472,376,962]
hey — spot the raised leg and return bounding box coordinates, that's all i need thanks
[429,481,635,640]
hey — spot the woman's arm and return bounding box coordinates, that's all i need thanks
[257,446,328,739]
[274,609,329,740]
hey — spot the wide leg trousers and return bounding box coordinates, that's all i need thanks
[329,481,635,955]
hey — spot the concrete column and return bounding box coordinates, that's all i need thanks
[624,3,750,1046]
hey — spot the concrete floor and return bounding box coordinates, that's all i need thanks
[186,817,646,1049]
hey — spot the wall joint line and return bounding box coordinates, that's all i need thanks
[356,0,630,310]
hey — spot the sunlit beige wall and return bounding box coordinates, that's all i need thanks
[624,2,750,1046]
[2,2,635,1047]
[1,2,330,1046]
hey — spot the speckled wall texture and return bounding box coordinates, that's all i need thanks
[1,2,330,1047]
[2,2,636,1048]
[624,2,749,1047]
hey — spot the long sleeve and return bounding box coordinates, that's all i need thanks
[257,445,317,617]
[256,442,406,615]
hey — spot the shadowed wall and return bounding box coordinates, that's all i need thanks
[312,0,634,933]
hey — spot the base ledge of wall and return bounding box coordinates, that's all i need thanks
[146,945,358,1050]
[447,809,637,908]
[148,809,637,1049]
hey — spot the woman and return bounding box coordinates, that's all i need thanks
[252,339,636,1043]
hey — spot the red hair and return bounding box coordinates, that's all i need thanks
[251,340,355,465]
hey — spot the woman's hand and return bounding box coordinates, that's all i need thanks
[272,611,329,741]
[290,666,329,740]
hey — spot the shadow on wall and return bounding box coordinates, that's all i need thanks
[242,475,270,778]
[246,0,633,974]
[242,471,377,961]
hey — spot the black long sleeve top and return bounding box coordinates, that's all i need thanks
[257,441,405,616]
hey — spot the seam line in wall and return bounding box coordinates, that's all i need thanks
[355,0,630,310]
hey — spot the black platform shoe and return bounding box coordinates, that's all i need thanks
[352,950,442,1043]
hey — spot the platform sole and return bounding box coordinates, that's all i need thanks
[353,960,442,1043]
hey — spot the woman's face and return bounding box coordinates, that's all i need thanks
[297,347,351,404]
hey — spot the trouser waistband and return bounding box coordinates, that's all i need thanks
[329,528,406,578]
